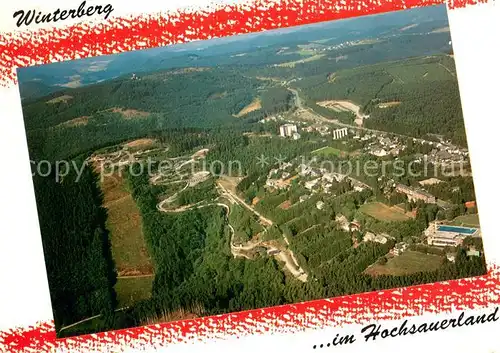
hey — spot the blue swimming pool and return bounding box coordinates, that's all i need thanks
[437,225,477,234]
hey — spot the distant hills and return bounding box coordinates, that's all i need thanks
[18,4,450,101]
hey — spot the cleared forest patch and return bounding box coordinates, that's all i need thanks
[46,95,73,104]
[124,138,156,149]
[56,116,90,128]
[234,98,262,117]
[276,54,325,68]
[377,101,401,109]
[111,107,150,119]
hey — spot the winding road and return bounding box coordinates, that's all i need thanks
[152,168,307,282]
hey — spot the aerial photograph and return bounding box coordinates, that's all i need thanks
[18,4,487,337]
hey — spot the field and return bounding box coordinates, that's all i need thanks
[311,146,344,157]
[360,202,410,222]
[100,171,155,308]
[365,251,444,276]
[450,214,480,227]
[100,172,154,275]
[115,276,154,307]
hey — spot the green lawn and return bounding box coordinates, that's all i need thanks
[365,251,444,276]
[360,202,410,222]
[450,214,480,227]
[311,146,343,157]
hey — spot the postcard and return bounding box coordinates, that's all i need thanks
[1,0,499,352]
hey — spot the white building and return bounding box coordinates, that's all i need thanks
[332,128,348,140]
[363,232,376,242]
[279,124,298,137]
[305,178,320,190]
[425,222,480,247]
[370,148,388,157]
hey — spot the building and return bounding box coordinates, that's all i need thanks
[265,178,291,190]
[363,232,376,242]
[316,201,325,210]
[446,253,456,262]
[374,234,388,244]
[279,124,298,137]
[292,132,301,140]
[465,201,476,209]
[395,184,437,204]
[336,215,350,231]
[305,178,320,190]
[332,128,348,140]
[364,231,387,244]
[419,178,443,186]
[425,222,481,247]
[299,195,310,203]
[349,221,361,232]
[380,137,392,146]
[467,249,481,257]
[390,242,408,256]
[323,172,346,183]
[370,148,388,157]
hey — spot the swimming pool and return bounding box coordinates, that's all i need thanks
[437,225,477,234]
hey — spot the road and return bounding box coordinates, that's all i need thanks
[156,182,189,211]
[217,181,274,226]
[286,86,433,144]
[217,181,307,281]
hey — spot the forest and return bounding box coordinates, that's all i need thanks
[32,158,117,332]
[291,55,467,146]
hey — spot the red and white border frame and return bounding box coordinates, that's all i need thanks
[1,0,500,352]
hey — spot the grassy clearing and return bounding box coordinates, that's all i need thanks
[365,251,444,276]
[46,94,73,104]
[360,202,410,222]
[234,97,262,117]
[450,214,480,227]
[378,101,401,109]
[276,54,325,68]
[124,138,156,149]
[115,276,154,307]
[311,146,343,157]
[56,116,90,128]
[110,107,150,119]
[100,173,154,277]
